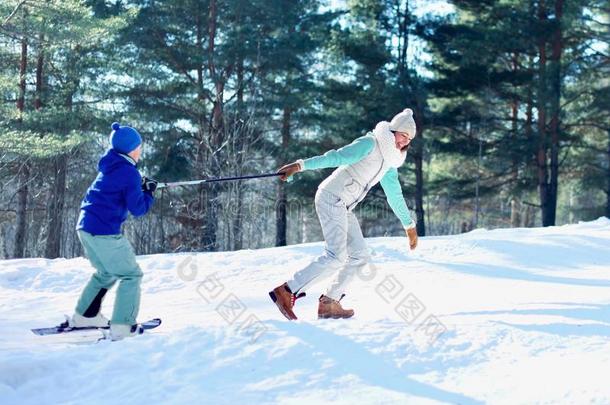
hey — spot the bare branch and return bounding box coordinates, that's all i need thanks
[1,0,26,27]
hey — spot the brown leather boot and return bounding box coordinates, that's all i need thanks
[269,283,305,321]
[318,295,354,319]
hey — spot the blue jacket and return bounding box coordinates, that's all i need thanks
[77,149,154,235]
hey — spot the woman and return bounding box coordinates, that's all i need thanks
[270,108,418,320]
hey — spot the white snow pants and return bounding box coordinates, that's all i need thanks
[286,189,370,301]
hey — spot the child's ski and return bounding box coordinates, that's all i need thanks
[31,318,162,336]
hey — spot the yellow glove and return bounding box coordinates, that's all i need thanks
[406,227,418,250]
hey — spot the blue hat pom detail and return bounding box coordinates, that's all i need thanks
[109,121,142,153]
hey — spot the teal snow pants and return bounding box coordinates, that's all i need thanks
[75,230,143,325]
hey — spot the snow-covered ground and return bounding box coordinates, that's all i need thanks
[1,219,610,404]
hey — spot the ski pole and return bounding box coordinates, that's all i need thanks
[156,172,282,189]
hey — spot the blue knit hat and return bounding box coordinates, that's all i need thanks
[109,122,142,153]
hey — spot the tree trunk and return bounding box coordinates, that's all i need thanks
[413,107,425,236]
[232,188,243,250]
[397,0,424,236]
[606,129,610,219]
[14,22,29,258]
[526,57,535,196]
[194,10,216,251]
[525,56,537,228]
[276,106,291,246]
[200,0,224,251]
[536,0,551,226]
[14,165,30,258]
[524,204,536,227]
[526,64,534,141]
[231,50,245,251]
[16,30,27,113]
[157,194,166,253]
[510,52,521,227]
[200,184,218,251]
[510,199,521,227]
[236,51,244,115]
[208,0,224,139]
[397,0,409,73]
[34,32,44,110]
[45,155,67,258]
[547,0,564,226]
[196,11,205,103]
[37,31,67,259]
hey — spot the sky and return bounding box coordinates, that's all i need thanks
[326,0,456,77]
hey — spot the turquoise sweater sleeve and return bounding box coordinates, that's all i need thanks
[379,167,415,228]
[302,135,375,170]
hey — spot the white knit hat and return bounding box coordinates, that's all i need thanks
[389,108,416,139]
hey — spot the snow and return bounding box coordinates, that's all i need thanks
[1,218,610,404]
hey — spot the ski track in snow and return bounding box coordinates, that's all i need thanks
[1,219,610,404]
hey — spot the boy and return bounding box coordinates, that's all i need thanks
[69,122,157,340]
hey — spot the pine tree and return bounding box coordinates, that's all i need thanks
[0,0,128,257]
